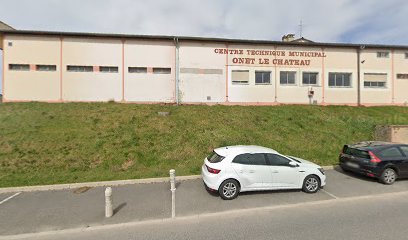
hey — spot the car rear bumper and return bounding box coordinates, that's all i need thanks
[339,162,381,178]
[201,164,221,191]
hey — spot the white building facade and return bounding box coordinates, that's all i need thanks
[1,29,408,106]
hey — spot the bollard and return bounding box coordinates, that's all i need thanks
[105,187,113,218]
[170,169,176,218]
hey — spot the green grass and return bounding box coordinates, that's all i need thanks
[0,102,407,187]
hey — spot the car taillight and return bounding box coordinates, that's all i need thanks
[369,151,382,163]
[206,165,221,174]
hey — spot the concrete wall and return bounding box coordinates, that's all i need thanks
[179,42,226,103]
[394,50,408,104]
[376,125,408,144]
[62,37,122,101]
[124,40,174,102]
[3,35,61,101]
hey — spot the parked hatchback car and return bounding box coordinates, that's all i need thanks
[201,145,326,200]
[339,141,408,184]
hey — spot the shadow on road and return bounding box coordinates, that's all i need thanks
[333,165,378,183]
[113,202,127,216]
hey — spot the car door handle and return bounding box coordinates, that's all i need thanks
[272,170,279,173]
[249,170,255,173]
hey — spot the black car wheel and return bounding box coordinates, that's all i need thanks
[302,175,320,193]
[219,179,240,200]
[380,168,397,185]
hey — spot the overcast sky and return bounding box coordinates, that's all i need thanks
[1,0,408,93]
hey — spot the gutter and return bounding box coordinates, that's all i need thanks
[174,37,180,105]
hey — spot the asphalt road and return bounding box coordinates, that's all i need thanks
[11,191,408,240]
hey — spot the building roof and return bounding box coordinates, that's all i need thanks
[0,21,15,30]
[1,28,408,50]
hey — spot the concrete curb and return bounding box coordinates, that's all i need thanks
[0,175,201,194]
[0,165,336,194]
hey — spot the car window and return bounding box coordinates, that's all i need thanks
[343,146,370,159]
[232,153,267,165]
[265,154,291,166]
[379,147,404,158]
[207,151,225,163]
[399,146,408,157]
[232,154,251,165]
[248,154,267,165]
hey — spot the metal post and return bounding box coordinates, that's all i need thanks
[170,169,176,218]
[105,187,113,218]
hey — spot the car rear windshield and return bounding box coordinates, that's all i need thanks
[207,151,225,163]
[343,145,370,159]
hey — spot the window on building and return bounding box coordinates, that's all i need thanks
[129,67,147,73]
[364,73,387,88]
[67,65,93,72]
[36,65,57,71]
[100,66,118,73]
[9,64,30,71]
[302,72,318,85]
[255,71,271,85]
[231,70,249,84]
[280,71,296,85]
[377,52,389,58]
[328,73,352,87]
[153,67,171,74]
[397,74,408,79]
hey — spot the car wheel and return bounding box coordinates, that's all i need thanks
[380,168,397,185]
[219,179,240,200]
[302,175,320,193]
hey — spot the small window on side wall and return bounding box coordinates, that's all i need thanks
[9,64,30,71]
[129,67,147,73]
[36,65,57,71]
[377,52,389,58]
[100,66,118,73]
[153,67,171,74]
[67,65,93,72]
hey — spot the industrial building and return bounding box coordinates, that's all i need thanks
[1,21,407,106]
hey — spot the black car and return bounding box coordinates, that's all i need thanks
[339,141,408,184]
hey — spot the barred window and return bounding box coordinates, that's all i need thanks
[153,68,171,74]
[100,66,118,73]
[302,72,318,85]
[129,67,147,73]
[280,71,296,85]
[67,65,93,72]
[328,73,352,87]
[36,65,57,71]
[9,64,30,71]
[377,52,389,58]
[255,71,271,85]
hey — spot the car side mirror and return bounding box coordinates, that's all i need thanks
[288,161,299,167]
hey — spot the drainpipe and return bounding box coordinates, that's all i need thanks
[174,37,180,105]
[357,45,365,106]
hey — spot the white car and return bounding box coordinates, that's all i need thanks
[201,145,326,200]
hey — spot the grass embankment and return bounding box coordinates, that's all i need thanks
[0,103,407,187]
